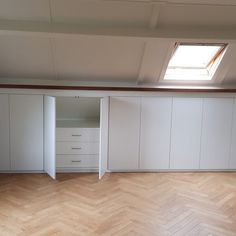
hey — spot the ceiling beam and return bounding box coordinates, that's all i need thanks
[149,3,162,29]
[0,20,236,41]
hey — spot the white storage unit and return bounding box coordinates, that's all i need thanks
[200,98,233,169]
[0,94,10,171]
[10,95,44,171]
[170,98,203,169]
[109,97,140,170]
[140,97,172,170]
[108,96,236,172]
[0,93,109,179]
[56,128,99,170]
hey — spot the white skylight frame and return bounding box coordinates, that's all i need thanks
[163,43,228,82]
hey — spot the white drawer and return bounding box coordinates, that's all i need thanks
[56,155,98,168]
[56,128,100,142]
[56,142,99,155]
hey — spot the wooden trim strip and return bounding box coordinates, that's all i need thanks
[0,84,236,93]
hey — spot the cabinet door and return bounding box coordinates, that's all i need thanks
[44,96,56,179]
[230,99,236,169]
[10,95,43,171]
[0,94,10,171]
[140,97,172,169]
[200,98,233,169]
[170,98,203,169]
[109,97,140,170]
[99,97,109,179]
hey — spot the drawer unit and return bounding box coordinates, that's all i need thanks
[56,128,100,142]
[56,127,100,171]
[56,142,99,155]
[56,155,99,168]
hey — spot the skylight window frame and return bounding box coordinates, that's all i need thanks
[162,42,228,83]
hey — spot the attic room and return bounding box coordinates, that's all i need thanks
[1,0,236,235]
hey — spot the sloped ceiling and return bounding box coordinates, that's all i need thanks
[0,0,236,88]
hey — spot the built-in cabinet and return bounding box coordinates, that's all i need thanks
[1,93,236,176]
[108,96,236,171]
[0,94,10,171]
[0,94,109,180]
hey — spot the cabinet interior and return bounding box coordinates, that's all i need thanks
[56,96,100,128]
[56,96,101,173]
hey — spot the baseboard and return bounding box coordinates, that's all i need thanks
[108,169,236,173]
[0,170,45,174]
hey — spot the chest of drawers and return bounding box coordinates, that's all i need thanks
[56,128,100,171]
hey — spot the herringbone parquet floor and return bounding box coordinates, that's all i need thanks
[1,172,236,236]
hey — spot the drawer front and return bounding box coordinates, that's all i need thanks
[56,128,100,142]
[56,142,99,155]
[56,155,99,168]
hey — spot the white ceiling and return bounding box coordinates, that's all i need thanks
[0,0,236,87]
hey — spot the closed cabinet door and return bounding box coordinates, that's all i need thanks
[200,98,233,169]
[10,95,44,171]
[170,98,203,169]
[109,97,140,170]
[0,94,10,171]
[140,97,172,169]
[230,99,236,169]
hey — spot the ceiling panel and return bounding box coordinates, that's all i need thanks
[0,0,50,21]
[158,4,236,27]
[222,45,236,85]
[50,0,152,27]
[0,35,55,79]
[139,40,173,83]
[53,37,145,82]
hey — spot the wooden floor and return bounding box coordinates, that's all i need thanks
[1,173,236,236]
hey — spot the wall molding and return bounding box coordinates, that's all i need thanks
[1,84,236,93]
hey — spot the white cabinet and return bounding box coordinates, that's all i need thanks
[0,94,10,171]
[10,95,44,171]
[200,98,233,169]
[230,99,236,169]
[170,98,203,169]
[109,97,140,170]
[140,97,172,169]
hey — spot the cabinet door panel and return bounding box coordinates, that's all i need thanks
[140,97,172,169]
[0,94,10,171]
[200,98,233,169]
[230,99,236,169]
[170,98,202,169]
[10,95,43,171]
[109,97,140,170]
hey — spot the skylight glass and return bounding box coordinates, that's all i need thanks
[164,43,227,81]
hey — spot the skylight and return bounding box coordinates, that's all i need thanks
[164,43,227,81]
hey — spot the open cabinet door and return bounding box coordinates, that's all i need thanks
[44,96,56,179]
[99,97,109,179]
